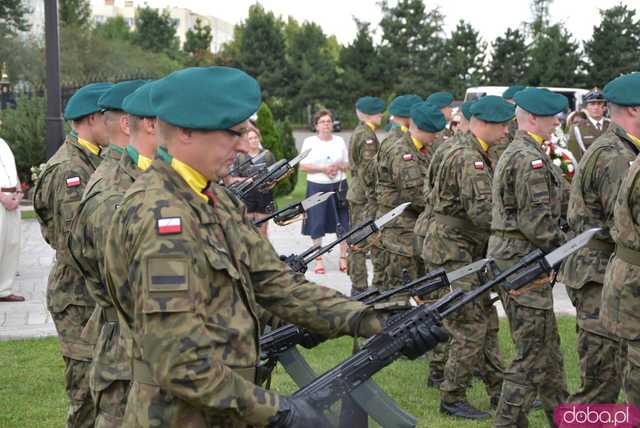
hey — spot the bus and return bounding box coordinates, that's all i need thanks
[464,86,589,112]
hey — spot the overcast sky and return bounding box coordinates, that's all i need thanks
[92,0,639,45]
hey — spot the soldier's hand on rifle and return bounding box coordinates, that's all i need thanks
[268,395,331,428]
[399,320,449,360]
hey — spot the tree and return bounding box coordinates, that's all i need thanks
[94,16,131,42]
[0,0,31,35]
[59,0,92,29]
[487,28,529,85]
[378,0,447,96]
[584,4,640,87]
[338,19,385,99]
[443,20,486,98]
[274,119,298,196]
[529,0,552,38]
[183,18,213,65]
[131,6,179,57]
[527,24,582,87]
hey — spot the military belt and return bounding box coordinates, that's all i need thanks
[102,306,119,323]
[494,230,527,241]
[434,214,474,230]
[0,186,17,193]
[616,244,640,266]
[133,359,256,386]
[586,238,615,254]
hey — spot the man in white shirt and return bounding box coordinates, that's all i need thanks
[0,135,24,302]
[567,90,610,162]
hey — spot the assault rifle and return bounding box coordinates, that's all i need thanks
[291,228,600,411]
[228,151,267,177]
[281,202,410,273]
[254,192,334,227]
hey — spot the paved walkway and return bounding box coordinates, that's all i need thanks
[0,209,576,341]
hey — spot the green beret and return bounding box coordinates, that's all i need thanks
[410,101,446,133]
[460,100,476,121]
[64,82,113,120]
[389,94,422,117]
[123,81,156,117]
[151,66,261,130]
[356,96,385,114]
[426,91,454,109]
[604,73,640,106]
[514,87,568,116]
[470,95,515,123]
[98,80,148,111]
[502,85,526,100]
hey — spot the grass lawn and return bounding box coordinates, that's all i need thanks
[20,209,37,220]
[275,171,307,208]
[0,316,582,427]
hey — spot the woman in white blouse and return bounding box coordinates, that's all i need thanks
[299,109,350,274]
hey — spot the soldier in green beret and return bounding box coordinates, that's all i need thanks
[491,86,526,162]
[566,90,610,162]
[346,96,384,294]
[371,94,422,290]
[425,96,514,420]
[598,72,640,406]
[102,67,446,427]
[502,85,526,101]
[488,87,570,426]
[67,81,156,427]
[377,102,445,294]
[33,82,113,428]
[426,91,455,141]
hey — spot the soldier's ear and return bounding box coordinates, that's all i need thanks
[176,127,193,144]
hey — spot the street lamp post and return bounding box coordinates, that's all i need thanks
[44,0,64,159]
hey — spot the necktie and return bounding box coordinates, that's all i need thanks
[596,122,601,131]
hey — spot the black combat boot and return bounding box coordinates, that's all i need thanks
[440,401,491,420]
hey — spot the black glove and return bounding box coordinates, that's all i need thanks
[400,322,449,360]
[267,395,331,428]
[298,330,326,349]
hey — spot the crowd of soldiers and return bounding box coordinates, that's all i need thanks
[30,66,640,428]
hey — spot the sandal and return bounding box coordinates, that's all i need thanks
[314,257,326,274]
[339,256,348,273]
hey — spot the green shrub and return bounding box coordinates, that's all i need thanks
[274,118,298,196]
[0,95,46,185]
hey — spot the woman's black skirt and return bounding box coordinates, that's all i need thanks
[301,179,350,239]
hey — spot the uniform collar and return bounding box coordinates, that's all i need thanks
[126,145,153,171]
[365,122,376,131]
[165,156,209,202]
[527,131,545,145]
[627,132,640,150]
[411,135,424,151]
[587,114,603,130]
[475,135,489,152]
[74,132,101,156]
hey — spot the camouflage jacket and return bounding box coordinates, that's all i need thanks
[346,122,380,217]
[377,132,433,256]
[104,157,384,427]
[601,141,640,340]
[567,117,610,162]
[423,132,494,267]
[559,123,639,290]
[487,130,569,310]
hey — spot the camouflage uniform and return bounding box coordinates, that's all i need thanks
[103,157,385,427]
[600,131,640,407]
[371,125,405,289]
[67,146,144,427]
[488,130,569,426]
[377,132,432,292]
[424,132,503,404]
[32,132,101,428]
[566,117,610,162]
[558,124,636,404]
[346,122,380,292]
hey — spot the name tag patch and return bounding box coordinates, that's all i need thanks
[474,161,484,170]
[157,217,182,235]
[402,154,413,161]
[66,176,81,187]
[531,159,544,170]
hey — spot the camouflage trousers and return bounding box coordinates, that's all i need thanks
[94,380,130,428]
[566,282,625,404]
[624,340,640,407]
[435,261,503,403]
[381,252,420,291]
[52,305,96,428]
[347,203,369,292]
[495,297,568,427]
[370,242,386,290]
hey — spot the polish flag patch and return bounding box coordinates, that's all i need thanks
[66,176,81,187]
[630,160,635,167]
[157,217,182,235]
[365,139,375,145]
[531,159,544,170]
[403,154,413,161]
[474,161,484,170]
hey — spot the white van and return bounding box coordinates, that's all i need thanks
[464,86,589,112]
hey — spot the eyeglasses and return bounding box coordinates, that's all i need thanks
[317,119,333,124]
